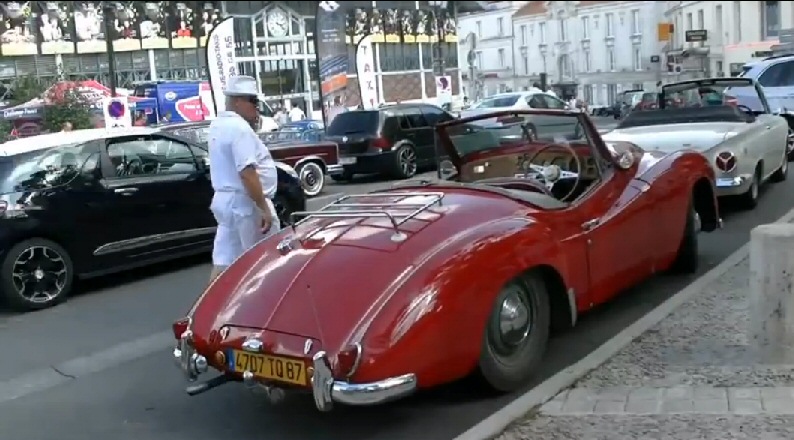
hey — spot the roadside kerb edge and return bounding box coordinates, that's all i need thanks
[453,206,794,440]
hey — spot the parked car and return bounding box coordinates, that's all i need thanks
[172,108,720,411]
[730,55,794,159]
[268,120,325,143]
[611,89,644,119]
[0,126,304,311]
[460,90,571,120]
[604,77,789,209]
[324,103,455,180]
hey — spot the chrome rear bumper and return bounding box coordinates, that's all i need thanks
[310,350,417,411]
[173,332,417,411]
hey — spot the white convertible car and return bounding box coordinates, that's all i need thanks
[602,78,789,209]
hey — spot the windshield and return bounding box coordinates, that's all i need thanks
[0,143,95,194]
[326,111,379,136]
[660,79,756,108]
[447,114,585,158]
[472,95,521,109]
[622,91,643,105]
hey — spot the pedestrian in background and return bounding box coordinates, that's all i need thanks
[288,100,305,122]
[61,121,73,132]
[207,75,280,283]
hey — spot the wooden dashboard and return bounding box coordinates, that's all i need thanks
[460,150,600,182]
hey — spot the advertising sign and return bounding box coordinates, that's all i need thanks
[435,75,452,106]
[355,35,379,109]
[102,96,131,128]
[316,1,350,126]
[204,16,236,114]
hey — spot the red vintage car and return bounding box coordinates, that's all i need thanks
[172,109,721,411]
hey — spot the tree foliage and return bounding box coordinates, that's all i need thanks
[42,88,94,132]
[2,74,94,135]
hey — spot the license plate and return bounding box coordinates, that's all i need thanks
[230,350,308,386]
[716,178,737,187]
[340,157,357,165]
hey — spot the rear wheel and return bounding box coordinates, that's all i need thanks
[671,200,699,274]
[390,144,417,179]
[296,161,325,197]
[738,166,761,210]
[478,272,550,392]
[771,150,788,183]
[1,238,74,311]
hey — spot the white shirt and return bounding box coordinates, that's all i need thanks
[208,111,277,199]
[288,106,305,122]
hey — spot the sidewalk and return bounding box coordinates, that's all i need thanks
[496,256,794,440]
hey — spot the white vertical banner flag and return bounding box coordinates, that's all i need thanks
[205,17,237,114]
[356,35,379,109]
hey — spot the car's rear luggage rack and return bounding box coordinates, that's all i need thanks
[289,192,445,242]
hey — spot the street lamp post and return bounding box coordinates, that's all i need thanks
[428,0,448,77]
[103,3,118,97]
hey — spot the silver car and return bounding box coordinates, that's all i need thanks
[602,77,789,209]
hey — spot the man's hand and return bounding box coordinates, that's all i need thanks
[260,211,273,233]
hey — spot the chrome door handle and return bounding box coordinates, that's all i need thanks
[114,187,138,195]
[582,218,600,231]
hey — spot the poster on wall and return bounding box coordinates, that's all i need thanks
[415,10,430,43]
[204,16,236,114]
[36,1,74,54]
[0,1,38,56]
[170,1,196,49]
[442,9,457,42]
[356,34,379,109]
[109,1,141,51]
[368,9,384,43]
[382,9,400,43]
[197,1,222,47]
[400,10,415,43]
[74,1,105,53]
[347,8,369,45]
[138,1,168,49]
[316,0,351,127]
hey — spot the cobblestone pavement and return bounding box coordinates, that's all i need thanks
[496,257,794,440]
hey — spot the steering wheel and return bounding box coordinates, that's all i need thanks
[118,158,144,176]
[522,143,583,202]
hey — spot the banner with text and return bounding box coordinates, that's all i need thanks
[205,16,236,114]
[316,1,351,127]
[355,35,379,109]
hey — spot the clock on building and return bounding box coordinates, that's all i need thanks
[266,8,289,38]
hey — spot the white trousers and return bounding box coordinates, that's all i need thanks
[210,191,281,267]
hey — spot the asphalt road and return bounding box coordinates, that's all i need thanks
[6,116,782,440]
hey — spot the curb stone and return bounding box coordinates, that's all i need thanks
[453,206,794,440]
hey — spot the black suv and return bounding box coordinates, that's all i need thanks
[324,103,455,181]
[0,126,302,311]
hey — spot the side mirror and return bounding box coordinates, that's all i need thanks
[614,150,635,170]
[438,159,456,179]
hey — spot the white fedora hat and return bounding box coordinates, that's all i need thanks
[223,75,259,98]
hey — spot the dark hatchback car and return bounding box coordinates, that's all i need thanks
[157,121,307,212]
[324,103,456,181]
[0,127,298,312]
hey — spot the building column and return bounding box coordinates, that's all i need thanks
[148,49,157,80]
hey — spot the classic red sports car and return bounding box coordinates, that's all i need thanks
[172,109,721,411]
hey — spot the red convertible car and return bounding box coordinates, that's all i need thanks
[172,109,721,411]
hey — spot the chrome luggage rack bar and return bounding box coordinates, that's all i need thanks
[289,192,445,242]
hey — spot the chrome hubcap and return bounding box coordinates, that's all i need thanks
[491,286,533,355]
[12,246,67,304]
[751,178,759,199]
[399,148,417,176]
[299,164,324,196]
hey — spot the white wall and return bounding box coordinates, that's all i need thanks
[668,1,794,76]
[513,1,666,106]
[458,1,528,97]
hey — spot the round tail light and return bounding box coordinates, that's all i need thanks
[715,151,737,172]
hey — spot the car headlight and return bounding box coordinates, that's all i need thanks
[275,162,299,179]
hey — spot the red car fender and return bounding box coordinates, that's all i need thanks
[348,216,568,388]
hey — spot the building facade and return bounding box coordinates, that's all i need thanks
[0,1,471,116]
[457,1,528,99]
[664,1,794,78]
[513,1,666,106]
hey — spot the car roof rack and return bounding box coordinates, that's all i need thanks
[289,192,445,243]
